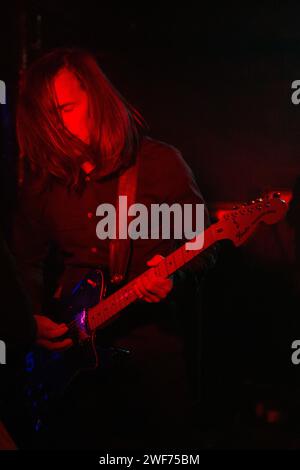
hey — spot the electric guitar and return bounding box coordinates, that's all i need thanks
[7,194,288,433]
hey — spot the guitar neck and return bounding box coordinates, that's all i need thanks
[88,223,219,331]
[87,195,287,331]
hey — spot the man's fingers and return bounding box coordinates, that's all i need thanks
[134,282,160,301]
[134,284,166,302]
[145,284,166,296]
[134,283,145,299]
[144,276,172,295]
[134,274,173,302]
[37,338,73,351]
[147,254,164,267]
[144,294,161,303]
[41,324,69,340]
[135,279,159,296]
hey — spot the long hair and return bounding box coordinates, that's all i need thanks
[16,48,145,189]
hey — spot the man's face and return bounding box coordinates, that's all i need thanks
[53,68,90,144]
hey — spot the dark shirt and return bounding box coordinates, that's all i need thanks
[11,137,216,315]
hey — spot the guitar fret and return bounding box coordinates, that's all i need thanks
[90,282,139,329]
[179,247,185,267]
[176,253,182,269]
[89,225,220,331]
[155,261,166,278]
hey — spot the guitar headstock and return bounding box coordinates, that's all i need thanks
[216,193,288,246]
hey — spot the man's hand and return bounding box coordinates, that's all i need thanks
[34,315,73,351]
[134,254,173,302]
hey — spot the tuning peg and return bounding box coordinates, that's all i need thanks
[256,198,263,203]
[273,192,281,199]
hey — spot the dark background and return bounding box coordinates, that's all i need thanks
[2,1,300,448]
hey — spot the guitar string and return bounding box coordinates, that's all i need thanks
[64,242,199,334]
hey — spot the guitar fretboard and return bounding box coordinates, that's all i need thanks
[88,224,218,331]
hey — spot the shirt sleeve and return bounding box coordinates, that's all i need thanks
[157,142,218,276]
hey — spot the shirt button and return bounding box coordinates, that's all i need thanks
[85,176,91,182]
[90,247,98,254]
[87,212,93,219]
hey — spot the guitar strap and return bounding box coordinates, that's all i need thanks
[109,153,139,284]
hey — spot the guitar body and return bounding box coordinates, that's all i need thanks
[7,269,108,434]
